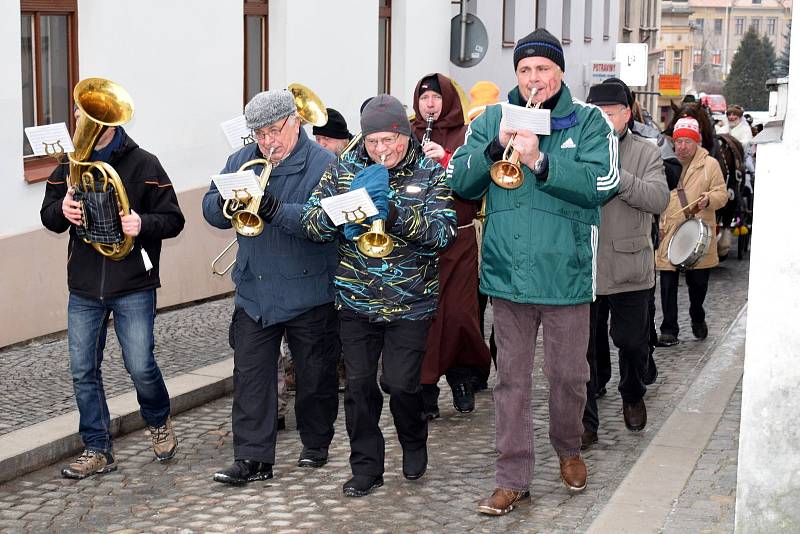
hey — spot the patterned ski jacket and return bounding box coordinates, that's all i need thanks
[301,139,457,322]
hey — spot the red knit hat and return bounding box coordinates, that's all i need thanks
[673,117,701,143]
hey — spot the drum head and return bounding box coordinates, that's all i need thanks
[668,220,698,267]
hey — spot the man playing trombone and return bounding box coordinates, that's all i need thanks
[202,89,339,484]
[301,94,457,497]
[448,28,619,515]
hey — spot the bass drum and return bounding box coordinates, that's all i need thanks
[667,218,713,270]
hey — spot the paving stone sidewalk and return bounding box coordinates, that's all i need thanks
[0,255,749,533]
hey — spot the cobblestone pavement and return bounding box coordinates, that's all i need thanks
[0,297,235,436]
[662,381,742,534]
[0,253,749,533]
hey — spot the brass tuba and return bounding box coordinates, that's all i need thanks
[70,78,135,260]
[211,84,327,275]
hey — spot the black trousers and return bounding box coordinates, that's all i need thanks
[584,290,650,433]
[230,303,339,463]
[340,311,430,477]
[659,269,711,336]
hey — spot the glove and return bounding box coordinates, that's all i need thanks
[256,190,282,222]
[351,164,389,220]
[344,222,366,241]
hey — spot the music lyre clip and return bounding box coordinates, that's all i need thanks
[343,207,367,223]
[43,140,67,164]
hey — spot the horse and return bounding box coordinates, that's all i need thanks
[664,101,751,258]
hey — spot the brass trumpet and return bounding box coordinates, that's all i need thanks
[356,155,394,258]
[489,87,541,190]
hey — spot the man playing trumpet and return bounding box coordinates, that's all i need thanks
[448,28,619,515]
[202,89,340,484]
[302,94,457,497]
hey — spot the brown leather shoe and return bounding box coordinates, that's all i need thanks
[476,487,531,516]
[559,455,587,493]
[580,430,598,450]
[623,399,647,431]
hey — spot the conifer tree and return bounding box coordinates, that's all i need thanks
[724,28,774,109]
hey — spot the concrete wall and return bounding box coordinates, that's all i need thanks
[735,10,800,533]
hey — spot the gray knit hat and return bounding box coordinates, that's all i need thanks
[360,94,412,138]
[245,90,296,130]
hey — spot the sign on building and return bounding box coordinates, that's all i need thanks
[589,61,620,86]
[659,74,682,97]
[615,43,648,87]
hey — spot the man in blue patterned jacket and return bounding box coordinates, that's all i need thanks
[302,94,457,497]
[202,90,339,485]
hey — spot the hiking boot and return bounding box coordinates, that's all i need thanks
[213,460,273,485]
[148,417,178,461]
[61,449,117,479]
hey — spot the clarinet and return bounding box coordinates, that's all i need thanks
[421,114,434,145]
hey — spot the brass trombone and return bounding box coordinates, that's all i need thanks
[489,87,541,190]
[211,84,327,276]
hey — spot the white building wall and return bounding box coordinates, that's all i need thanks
[269,0,378,132]
[1,2,32,238]
[450,0,619,103]
[3,0,241,237]
[391,1,452,111]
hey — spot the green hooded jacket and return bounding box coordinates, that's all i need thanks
[448,84,619,305]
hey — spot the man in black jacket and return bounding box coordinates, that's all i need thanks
[40,113,185,480]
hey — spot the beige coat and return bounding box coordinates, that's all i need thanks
[656,146,727,271]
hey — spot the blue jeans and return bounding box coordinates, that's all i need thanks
[67,289,170,453]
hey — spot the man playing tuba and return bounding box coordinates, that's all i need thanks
[202,89,340,484]
[40,82,185,480]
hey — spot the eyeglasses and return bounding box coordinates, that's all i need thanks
[253,116,290,140]
[364,133,401,149]
[602,107,628,120]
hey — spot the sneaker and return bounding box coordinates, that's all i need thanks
[691,321,709,340]
[451,382,475,414]
[657,334,679,347]
[148,417,178,461]
[61,449,117,479]
[342,474,384,497]
[213,460,273,485]
[298,447,328,468]
[402,446,427,480]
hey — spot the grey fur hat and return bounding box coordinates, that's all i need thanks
[245,90,295,130]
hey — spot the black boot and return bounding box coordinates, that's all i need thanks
[451,382,475,413]
[421,384,440,420]
[213,460,273,485]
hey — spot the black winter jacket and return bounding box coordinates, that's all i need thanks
[40,129,185,299]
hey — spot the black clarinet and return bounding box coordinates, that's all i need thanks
[421,114,434,145]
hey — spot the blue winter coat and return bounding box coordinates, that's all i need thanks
[202,129,338,326]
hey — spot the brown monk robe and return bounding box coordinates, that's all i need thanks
[411,73,491,418]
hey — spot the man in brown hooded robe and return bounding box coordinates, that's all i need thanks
[412,73,491,418]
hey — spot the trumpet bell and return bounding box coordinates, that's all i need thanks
[357,232,394,258]
[490,160,524,189]
[232,210,264,237]
[289,83,328,127]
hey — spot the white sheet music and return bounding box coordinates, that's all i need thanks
[320,188,378,226]
[24,123,75,156]
[220,115,254,151]
[212,170,263,200]
[500,103,551,136]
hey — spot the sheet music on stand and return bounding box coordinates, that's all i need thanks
[24,123,75,156]
[320,188,378,226]
[500,103,551,136]
[212,170,263,200]
[220,115,254,151]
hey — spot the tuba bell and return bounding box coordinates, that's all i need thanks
[69,78,135,260]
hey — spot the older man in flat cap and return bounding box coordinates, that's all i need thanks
[202,89,340,484]
[302,94,457,497]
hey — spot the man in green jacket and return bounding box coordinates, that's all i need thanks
[448,28,619,516]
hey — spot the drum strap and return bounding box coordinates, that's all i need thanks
[677,173,691,220]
